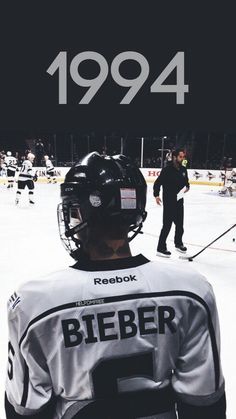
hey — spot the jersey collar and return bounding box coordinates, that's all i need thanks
[71,254,150,272]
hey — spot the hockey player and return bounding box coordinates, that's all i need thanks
[5,151,18,188]
[219,167,236,197]
[227,168,236,196]
[5,152,226,419]
[0,150,7,184]
[0,151,4,179]
[15,153,37,205]
[44,154,57,183]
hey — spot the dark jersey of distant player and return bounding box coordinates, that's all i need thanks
[153,164,190,202]
[6,255,225,419]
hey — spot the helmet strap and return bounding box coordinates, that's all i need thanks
[128,223,144,242]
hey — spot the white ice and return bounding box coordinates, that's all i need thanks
[0,182,235,418]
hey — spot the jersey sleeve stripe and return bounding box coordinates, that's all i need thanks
[20,361,29,407]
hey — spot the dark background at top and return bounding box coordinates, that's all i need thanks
[1,2,236,133]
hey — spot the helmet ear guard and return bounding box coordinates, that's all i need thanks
[58,152,147,260]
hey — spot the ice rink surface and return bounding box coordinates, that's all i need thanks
[0,181,235,418]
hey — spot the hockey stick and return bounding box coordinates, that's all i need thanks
[179,223,236,261]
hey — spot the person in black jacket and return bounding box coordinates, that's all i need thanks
[153,148,190,257]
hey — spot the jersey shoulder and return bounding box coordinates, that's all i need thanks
[146,260,215,305]
[7,268,78,323]
[22,159,32,167]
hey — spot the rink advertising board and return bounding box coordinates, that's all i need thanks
[0,168,225,186]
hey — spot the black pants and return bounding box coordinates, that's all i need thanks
[17,180,34,190]
[157,199,184,251]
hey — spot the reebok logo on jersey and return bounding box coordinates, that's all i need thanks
[94,274,137,285]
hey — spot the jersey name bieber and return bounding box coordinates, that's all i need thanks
[62,305,176,347]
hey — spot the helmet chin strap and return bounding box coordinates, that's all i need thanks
[128,223,144,242]
[69,242,90,261]
[65,221,88,238]
[66,222,90,260]
[128,210,147,242]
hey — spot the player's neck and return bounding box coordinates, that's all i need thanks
[88,238,132,261]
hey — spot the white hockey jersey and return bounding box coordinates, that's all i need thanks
[230,168,236,181]
[6,255,225,419]
[18,159,35,181]
[46,159,55,173]
[5,156,18,172]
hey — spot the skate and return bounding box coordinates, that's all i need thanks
[156,249,171,258]
[175,245,187,253]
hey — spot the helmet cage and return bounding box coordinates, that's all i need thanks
[57,189,147,260]
[57,201,87,260]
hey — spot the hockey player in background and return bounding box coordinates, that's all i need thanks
[5,151,18,189]
[44,154,57,183]
[219,167,236,197]
[5,152,226,419]
[15,153,37,205]
[0,150,7,184]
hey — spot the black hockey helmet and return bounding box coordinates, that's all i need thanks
[57,152,147,260]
